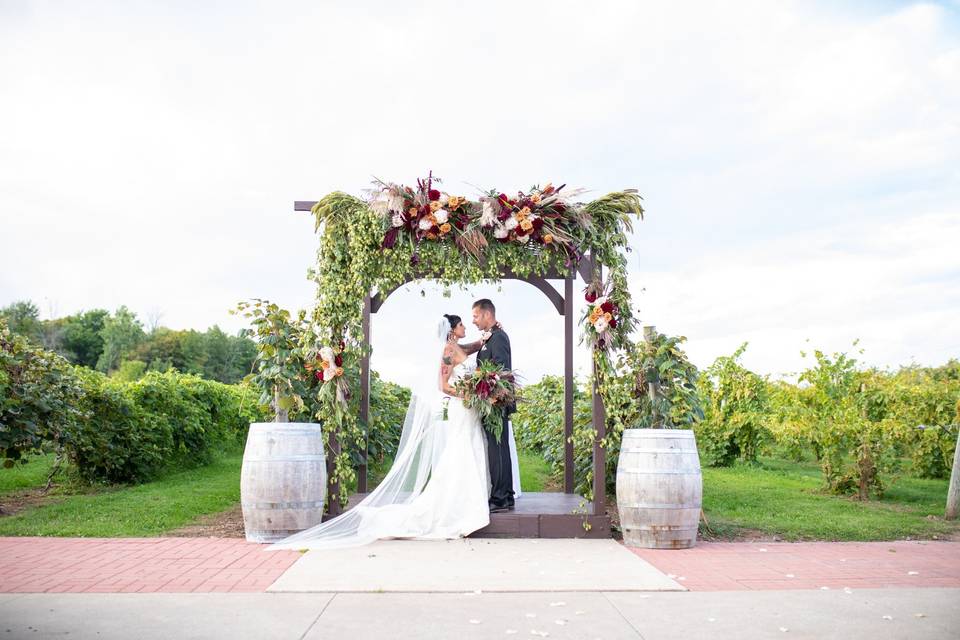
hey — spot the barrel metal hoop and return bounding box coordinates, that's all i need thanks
[618,469,702,475]
[242,500,327,509]
[620,503,702,509]
[243,455,326,462]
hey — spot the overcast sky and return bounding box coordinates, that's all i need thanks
[2,1,958,389]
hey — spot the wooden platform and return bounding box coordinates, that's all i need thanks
[341,492,611,539]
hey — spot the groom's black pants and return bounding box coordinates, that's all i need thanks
[486,415,515,508]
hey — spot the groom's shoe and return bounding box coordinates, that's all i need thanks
[489,503,514,514]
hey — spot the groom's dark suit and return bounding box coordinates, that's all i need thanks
[477,325,516,509]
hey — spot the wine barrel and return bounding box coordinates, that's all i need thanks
[240,423,327,543]
[616,428,702,549]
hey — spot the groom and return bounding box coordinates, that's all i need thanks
[471,299,516,513]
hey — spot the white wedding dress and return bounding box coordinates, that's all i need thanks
[267,360,492,550]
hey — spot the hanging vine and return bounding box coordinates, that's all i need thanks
[306,175,643,503]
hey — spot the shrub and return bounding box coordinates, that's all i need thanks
[66,369,266,484]
[0,320,85,467]
[695,344,770,467]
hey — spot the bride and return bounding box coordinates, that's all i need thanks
[267,314,510,551]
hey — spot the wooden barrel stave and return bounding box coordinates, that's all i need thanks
[240,423,327,543]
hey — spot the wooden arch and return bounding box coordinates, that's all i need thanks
[295,200,609,537]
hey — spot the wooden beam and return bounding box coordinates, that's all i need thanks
[564,275,575,493]
[591,254,607,518]
[294,200,317,212]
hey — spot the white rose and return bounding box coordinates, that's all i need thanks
[433,208,449,224]
[593,296,607,308]
[320,347,335,362]
[480,201,497,227]
[439,194,449,206]
[505,217,519,231]
[593,316,609,333]
[391,213,403,227]
[418,218,433,231]
[493,225,509,239]
[516,234,529,243]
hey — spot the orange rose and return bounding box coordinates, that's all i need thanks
[320,360,330,370]
[408,207,419,217]
[542,183,554,195]
[336,367,344,376]
[543,234,554,244]
[447,196,462,209]
[440,223,452,234]
[520,219,533,231]
[429,201,442,212]
[531,194,541,204]
[604,312,612,321]
[426,232,438,240]
[519,206,531,217]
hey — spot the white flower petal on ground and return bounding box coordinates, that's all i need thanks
[575,611,585,615]
[530,631,550,638]
[882,615,893,621]
[469,619,481,625]
[908,571,919,575]
[554,620,566,626]
[759,548,768,552]
[820,586,830,590]
[914,613,926,618]
[549,602,565,607]
[505,630,518,635]
[707,618,717,623]
[525,613,537,619]
[785,574,795,578]
[779,627,789,633]
[843,587,853,594]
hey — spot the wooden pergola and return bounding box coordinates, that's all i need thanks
[296,200,610,538]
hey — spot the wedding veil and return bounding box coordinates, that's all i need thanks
[265,317,453,551]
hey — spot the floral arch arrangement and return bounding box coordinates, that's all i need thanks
[304,173,644,502]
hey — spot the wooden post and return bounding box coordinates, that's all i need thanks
[946,426,960,520]
[358,296,371,493]
[564,272,574,494]
[591,254,607,516]
[273,387,288,423]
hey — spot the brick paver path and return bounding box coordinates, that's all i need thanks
[627,540,960,591]
[0,537,300,593]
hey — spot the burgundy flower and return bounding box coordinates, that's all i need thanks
[476,379,491,398]
[334,354,343,367]
[381,227,399,249]
[315,371,323,381]
[428,189,441,201]
[498,193,509,205]
[585,290,597,303]
[532,218,544,231]
[339,340,346,350]
[421,204,432,217]
[608,318,617,328]
[601,301,614,313]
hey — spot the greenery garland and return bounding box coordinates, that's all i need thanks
[306,175,643,503]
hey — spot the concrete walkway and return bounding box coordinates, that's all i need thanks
[1,588,957,639]
[268,539,682,592]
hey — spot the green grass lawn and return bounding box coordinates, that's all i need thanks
[0,452,245,537]
[701,457,958,541]
[1,450,955,540]
[0,453,59,494]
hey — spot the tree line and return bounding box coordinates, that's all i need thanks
[0,300,256,384]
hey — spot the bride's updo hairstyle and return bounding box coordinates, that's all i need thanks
[443,314,462,337]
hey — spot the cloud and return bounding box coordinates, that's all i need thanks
[1,0,958,386]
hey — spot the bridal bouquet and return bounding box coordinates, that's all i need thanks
[453,360,519,443]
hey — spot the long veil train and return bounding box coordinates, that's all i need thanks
[266,318,521,551]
